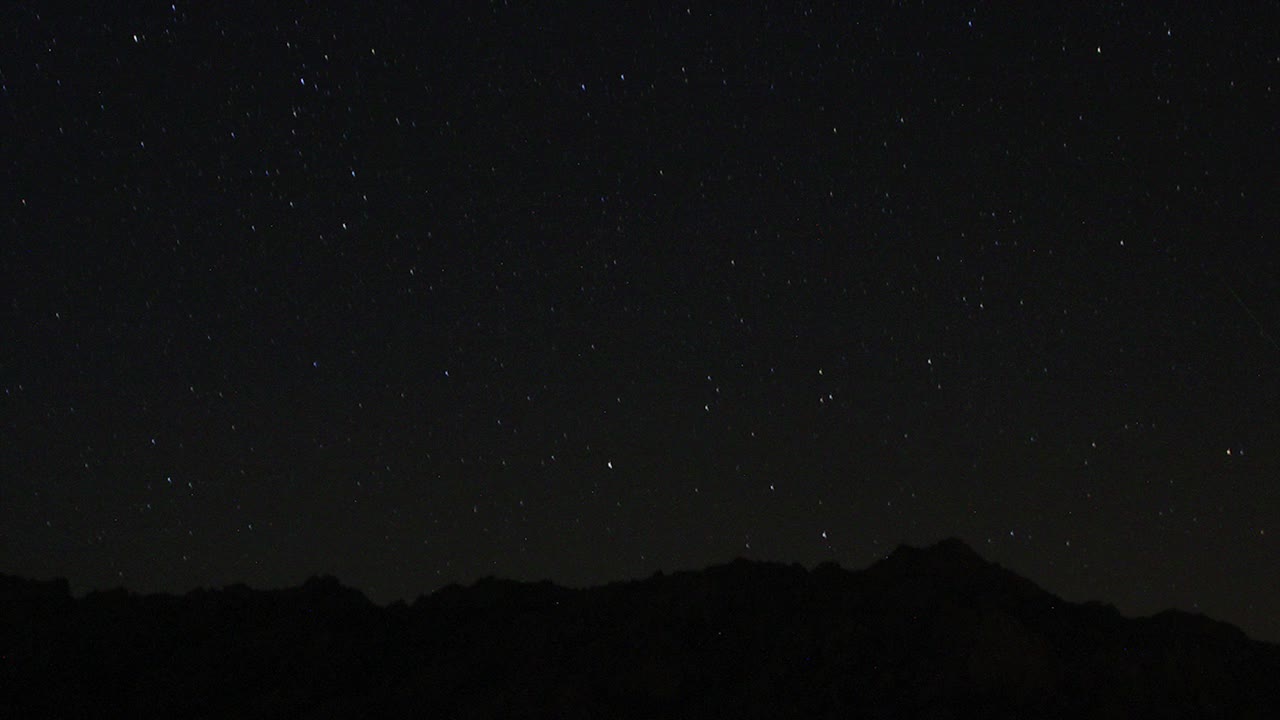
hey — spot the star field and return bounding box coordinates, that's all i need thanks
[3,1,1279,641]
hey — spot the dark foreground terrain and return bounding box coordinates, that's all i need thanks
[4,539,1278,718]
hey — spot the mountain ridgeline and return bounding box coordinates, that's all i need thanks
[4,539,1278,718]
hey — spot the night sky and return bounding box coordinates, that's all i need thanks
[4,2,1279,641]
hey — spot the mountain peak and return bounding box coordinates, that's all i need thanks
[925,536,985,560]
[883,536,990,572]
[866,537,1066,615]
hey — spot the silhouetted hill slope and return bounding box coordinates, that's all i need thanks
[4,539,1278,719]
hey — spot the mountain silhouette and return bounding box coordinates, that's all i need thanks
[3,538,1278,718]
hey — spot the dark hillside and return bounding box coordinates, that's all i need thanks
[4,539,1278,718]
